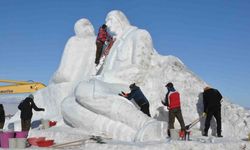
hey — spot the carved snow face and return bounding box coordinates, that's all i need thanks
[74,18,95,37]
[105,10,130,37]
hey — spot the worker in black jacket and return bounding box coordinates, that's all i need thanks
[120,83,151,117]
[0,104,5,129]
[203,87,223,137]
[18,94,45,131]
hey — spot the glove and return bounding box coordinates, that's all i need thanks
[42,108,45,111]
[202,112,207,117]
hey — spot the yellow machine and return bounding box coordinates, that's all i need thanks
[0,79,46,94]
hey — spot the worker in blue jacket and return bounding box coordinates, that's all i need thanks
[119,83,151,117]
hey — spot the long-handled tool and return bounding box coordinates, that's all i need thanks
[183,114,206,140]
[52,135,111,149]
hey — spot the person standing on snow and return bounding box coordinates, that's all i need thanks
[162,82,185,137]
[120,83,151,117]
[0,104,5,129]
[95,24,112,65]
[18,94,45,131]
[202,86,223,137]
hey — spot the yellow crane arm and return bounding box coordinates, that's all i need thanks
[0,79,46,94]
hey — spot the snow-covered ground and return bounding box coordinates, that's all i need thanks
[2,10,250,149]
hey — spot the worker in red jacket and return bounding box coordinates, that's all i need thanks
[162,82,185,137]
[95,24,112,65]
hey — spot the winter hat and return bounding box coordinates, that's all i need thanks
[129,83,136,89]
[165,82,174,88]
[28,94,34,99]
[204,86,211,91]
[102,24,107,29]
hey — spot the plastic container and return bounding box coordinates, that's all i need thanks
[15,131,29,138]
[0,130,3,147]
[31,119,42,129]
[16,138,27,148]
[8,138,16,148]
[27,137,46,146]
[170,129,180,140]
[49,121,57,127]
[41,119,50,129]
[37,139,54,147]
[0,131,15,148]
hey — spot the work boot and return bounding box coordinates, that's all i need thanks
[167,129,170,137]
[217,134,223,138]
[202,132,208,137]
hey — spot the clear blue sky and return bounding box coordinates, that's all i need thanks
[0,0,249,107]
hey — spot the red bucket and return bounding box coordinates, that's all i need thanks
[27,137,46,146]
[37,139,54,147]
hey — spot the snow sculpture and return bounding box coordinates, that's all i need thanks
[61,10,167,141]
[51,18,96,84]
[99,10,155,83]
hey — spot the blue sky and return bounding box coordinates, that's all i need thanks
[0,0,249,107]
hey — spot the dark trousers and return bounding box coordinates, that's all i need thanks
[0,122,4,129]
[140,103,151,117]
[21,119,31,131]
[95,41,104,65]
[204,107,221,135]
[168,108,185,130]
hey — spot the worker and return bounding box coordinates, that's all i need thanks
[0,104,5,129]
[203,86,223,137]
[18,94,45,131]
[120,83,151,117]
[95,24,112,65]
[162,82,185,137]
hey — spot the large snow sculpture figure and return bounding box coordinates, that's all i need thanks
[100,10,155,83]
[61,10,167,142]
[51,18,96,84]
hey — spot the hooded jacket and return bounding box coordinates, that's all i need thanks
[163,87,181,110]
[96,27,112,43]
[203,88,222,113]
[18,97,44,120]
[126,85,149,107]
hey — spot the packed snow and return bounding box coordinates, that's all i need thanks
[3,10,250,149]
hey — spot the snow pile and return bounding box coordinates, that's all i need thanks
[7,10,250,149]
